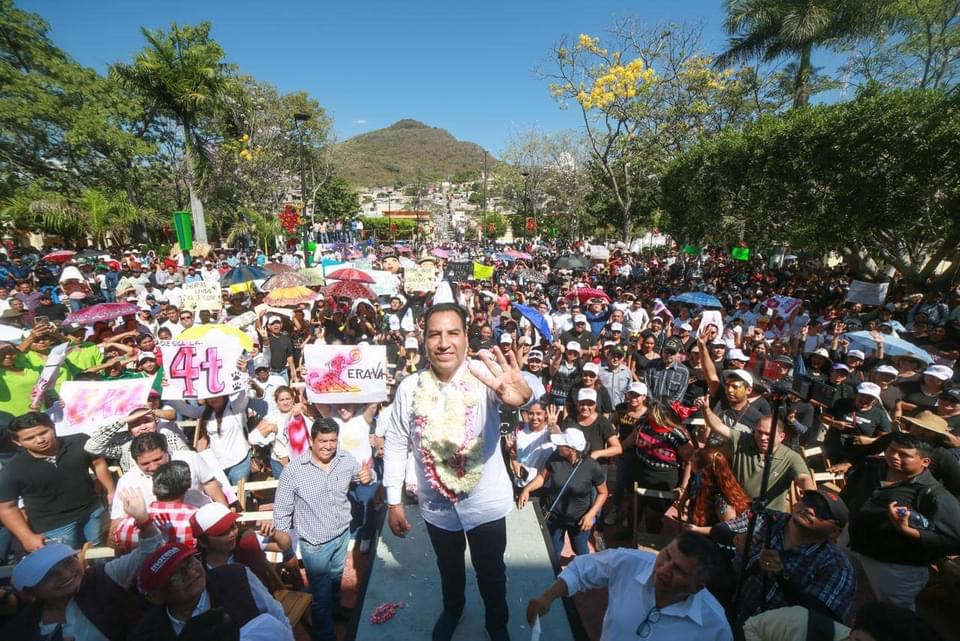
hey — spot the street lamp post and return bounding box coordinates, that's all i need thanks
[521,169,530,242]
[481,150,488,245]
[293,112,311,267]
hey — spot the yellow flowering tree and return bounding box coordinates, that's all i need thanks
[546,21,770,240]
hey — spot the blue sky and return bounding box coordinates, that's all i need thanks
[21,0,835,155]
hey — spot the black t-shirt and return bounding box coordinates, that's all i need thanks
[543,452,606,526]
[824,398,892,461]
[879,385,903,414]
[0,435,98,532]
[560,415,616,458]
[897,380,940,415]
[564,384,613,417]
[267,333,294,371]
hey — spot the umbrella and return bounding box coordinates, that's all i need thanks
[76,249,104,260]
[512,303,553,343]
[221,265,270,286]
[64,302,139,325]
[262,271,310,291]
[298,266,326,286]
[431,248,450,259]
[263,262,294,274]
[42,250,76,263]
[506,250,533,261]
[515,268,547,284]
[553,254,590,270]
[844,331,934,364]
[326,268,374,284]
[264,286,319,306]
[566,287,610,304]
[493,253,515,263]
[179,324,255,352]
[321,280,377,301]
[670,291,723,308]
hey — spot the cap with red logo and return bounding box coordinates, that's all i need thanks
[138,542,197,593]
[189,503,239,539]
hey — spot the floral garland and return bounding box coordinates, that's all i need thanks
[413,368,484,502]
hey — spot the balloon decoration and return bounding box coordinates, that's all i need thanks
[279,205,301,235]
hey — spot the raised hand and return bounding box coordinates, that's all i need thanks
[469,347,533,407]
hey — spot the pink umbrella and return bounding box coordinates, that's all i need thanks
[506,250,533,260]
[431,247,450,259]
[64,302,139,325]
[326,268,375,284]
[42,250,77,264]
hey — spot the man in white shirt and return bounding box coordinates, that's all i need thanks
[200,261,221,283]
[527,531,733,641]
[624,296,650,336]
[384,302,533,641]
[109,432,227,535]
[549,298,573,336]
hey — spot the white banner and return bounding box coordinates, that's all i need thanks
[30,342,70,409]
[58,378,154,436]
[589,245,610,260]
[845,280,889,306]
[303,344,387,404]
[764,295,803,318]
[159,339,247,400]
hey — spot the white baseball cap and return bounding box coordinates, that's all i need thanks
[404,337,419,350]
[189,502,239,538]
[499,333,514,344]
[628,382,647,396]
[610,322,623,332]
[574,314,588,324]
[874,364,898,377]
[565,341,581,352]
[551,428,587,452]
[857,382,882,401]
[266,315,282,325]
[578,387,598,402]
[847,349,866,361]
[582,362,600,375]
[680,322,693,332]
[723,369,754,387]
[923,365,953,381]
[727,348,749,362]
[528,350,544,361]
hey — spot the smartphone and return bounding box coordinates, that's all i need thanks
[34,315,49,327]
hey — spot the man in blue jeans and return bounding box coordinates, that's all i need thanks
[0,411,114,552]
[273,417,372,641]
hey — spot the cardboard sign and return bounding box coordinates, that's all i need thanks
[30,343,70,408]
[446,262,473,283]
[303,344,387,404]
[765,295,803,318]
[473,262,495,281]
[58,378,154,436]
[845,280,889,306]
[181,281,222,311]
[589,245,610,260]
[404,266,438,293]
[159,339,247,400]
[227,311,258,329]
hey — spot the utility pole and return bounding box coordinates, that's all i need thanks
[293,113,311,266]
[481,151,488,245]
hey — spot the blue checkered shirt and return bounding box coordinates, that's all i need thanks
[273,449,360,545]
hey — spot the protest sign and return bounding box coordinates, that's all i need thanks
[404,266,437,293]
[446,262,473,283]
[159,339,247,400]
[765,295,803,318]
[364,269,400,298]
[58,378,154,436]
[697,311,724,338]
[589,245,610,260]
[303,344,387,404]
[473,262,495,281]
[181,281,222,311]
[731,247,750,261]
[227,311,258,329]
[683,245,702,256]
[845,280,889,306]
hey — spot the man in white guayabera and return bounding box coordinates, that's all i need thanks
[384,301,533,641]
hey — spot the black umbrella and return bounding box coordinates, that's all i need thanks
[552,254,590,270]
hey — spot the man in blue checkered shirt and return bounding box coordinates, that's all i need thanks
[712,488,856,626]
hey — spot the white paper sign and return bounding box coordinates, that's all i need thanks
[845,280,889,306]
[181,281,223,311]
[303,344,387,404]
[697,311,724,338]
[159,339,247,400]
[589,245,610,260]
[30,343,70,408]
[58,378,154,436]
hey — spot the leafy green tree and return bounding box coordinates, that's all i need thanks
[314,177,359,222]
[716,0,882,108]
[660,89,960,289]
[113,22,234,245]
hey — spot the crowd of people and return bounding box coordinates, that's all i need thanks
[0,238,958,641]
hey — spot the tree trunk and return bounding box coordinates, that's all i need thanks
[793,45,813,109]
[183,125,208,246]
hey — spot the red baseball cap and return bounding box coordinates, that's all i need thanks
[138,542,196,593]
[189,503,239,539]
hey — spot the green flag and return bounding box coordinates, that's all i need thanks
[683,244,702,256]
[731,247,750,261]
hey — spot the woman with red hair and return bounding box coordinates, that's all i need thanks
[680,448,751,534]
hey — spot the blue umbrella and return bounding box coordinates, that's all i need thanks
[844,331,934,364]
[670,291,723,308]
[494,253,516,263]
[221,265,270,286]
[512,303,552,344]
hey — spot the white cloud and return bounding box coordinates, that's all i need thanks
[353,119,367,125]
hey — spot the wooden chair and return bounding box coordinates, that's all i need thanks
[79,542,116,569]
[273,589,313,628]
[233,478,280,512]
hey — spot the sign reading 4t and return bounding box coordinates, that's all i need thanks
[159,340,247,400]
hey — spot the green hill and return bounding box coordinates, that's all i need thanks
[335,119,491,188]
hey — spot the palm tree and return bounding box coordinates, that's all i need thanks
[113,22,233,245]
[225,208,281,255]
[716,0,882,108]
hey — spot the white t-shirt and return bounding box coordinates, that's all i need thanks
[203,393,251,468]
[110,450,217,518]
[334,415,372,466]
